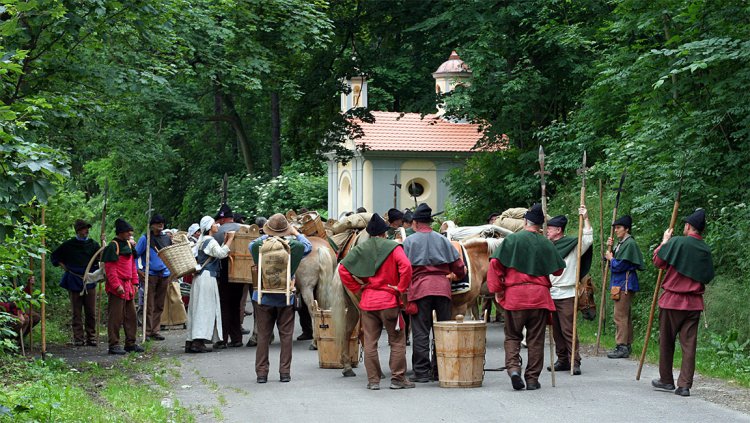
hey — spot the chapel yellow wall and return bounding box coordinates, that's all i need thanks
[338,162,353,217]
[400,160,437,208]
[363,160,373,212]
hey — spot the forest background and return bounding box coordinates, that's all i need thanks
[1,0,750,410]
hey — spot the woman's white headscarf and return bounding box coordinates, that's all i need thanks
[193,216,215,256]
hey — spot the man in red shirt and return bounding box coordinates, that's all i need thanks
[403,203,466,383]
[488,203,565,391]
[339,214,414,390]
[651,208,714,397]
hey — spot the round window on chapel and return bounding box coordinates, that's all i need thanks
[407,182,425,197]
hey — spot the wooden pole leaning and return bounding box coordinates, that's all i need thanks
[41,207,47,358]
[595,170,626,354]
[536,145,555,387]
[636,187,682,380]
[570,152,587,374]
[142,194,153,344]
[96,181,108,346]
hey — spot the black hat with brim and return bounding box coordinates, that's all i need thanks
[149,214,166,225]
[525,203,544,225]
[366,213,390,237]
[74,219,92,232]
[547,215,568,229]
[114,218,134,234]
[215,203,233,220]
[685,208,706,232]
[412,203,434,223]
[387,208,404,222]
[403,210,413,223]
[612,215,633,229]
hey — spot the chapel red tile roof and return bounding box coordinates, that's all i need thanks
[353,111,492,152]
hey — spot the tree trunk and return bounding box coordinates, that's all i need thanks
[220,93,254,174]
[271,91,282,177]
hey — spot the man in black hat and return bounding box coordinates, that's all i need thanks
[488,203,565,391]
[212,203,245,348]
[339,214,415,390]
[487,212,501,225]
[135,213,172,341]
[51,219,102,346]
[545,207,593,375]
[102,218,144,355]
[402,209,415,237]
[403,203,466,383]
[651,209,714,397]
[605,215,645,359]
[386,208,405,240]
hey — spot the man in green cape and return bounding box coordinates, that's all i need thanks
[651,209,714,397]
[487,203,565,391]
[339,213,414,390]
[605,215,645,359]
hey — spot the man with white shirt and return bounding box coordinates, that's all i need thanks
[546,206,593,376]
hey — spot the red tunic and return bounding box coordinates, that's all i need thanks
[487,258,560,311]
[104,254,139,301]
[653,233,705,311]
[339,246,412,311]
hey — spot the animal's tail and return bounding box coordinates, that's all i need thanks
[315,246,335,310]
[330,271,353,358]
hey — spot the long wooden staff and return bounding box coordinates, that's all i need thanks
[96,180,108,346]
[636,175,683,380]
[536,146,555,387]
[570,152,587,374]
[142,194,153,343]
[595,170,627,354]
[28,254,34,354]
[598,179,605,333]
[41,207,47,359]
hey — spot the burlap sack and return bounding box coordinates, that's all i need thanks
[258,237,290,291]
[332,212,373,234]
[494,207,552,233]
[330,230,353,249]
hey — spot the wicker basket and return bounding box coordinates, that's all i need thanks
[158,234,198,279]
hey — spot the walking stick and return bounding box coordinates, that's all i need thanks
[598,179,605,334]
[142,194,153,343]
[28,255,34,354]
[570,152,587,374]
[41,207,47,359]
[636,175,683,380]
[536,146,555,387]
[595,170,626,354]
[96,181,108,346]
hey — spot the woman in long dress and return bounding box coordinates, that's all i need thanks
[186,216,235,353]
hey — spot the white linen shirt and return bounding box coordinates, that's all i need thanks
[550,228,593,300]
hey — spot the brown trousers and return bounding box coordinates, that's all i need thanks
[361,307,407,384]
[146,275,169,336]
[551,297,581,366]
[659,309,700,389]
[613,291,634,345]
[70,289,96,342]
[108,293,137,348]
[504,308,548,384]
[255,304,295,377]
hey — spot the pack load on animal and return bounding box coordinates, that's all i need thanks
[331,212,373,235]
[299,211,326,238]
[492,207,552,233]
[229,224,261,285]
[257,236,293,305]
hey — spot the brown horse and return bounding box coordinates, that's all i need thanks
[450,237,503,319]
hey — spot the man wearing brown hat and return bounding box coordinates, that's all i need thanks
[249,213,312,383]
[51,219,102,346]
[403,203,466,383]
[135,213,172,341]
[488,203,565,391]
[339,214,415,390]
[651,208,714,397]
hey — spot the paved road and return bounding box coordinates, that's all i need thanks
[167,315,750,423]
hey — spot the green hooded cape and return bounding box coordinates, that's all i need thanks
[553,236,593,278]
[614,236,645,270]
[491,230,565,276]
[657,235,714,284]
[340,237,399,278]
[101,238,134,262]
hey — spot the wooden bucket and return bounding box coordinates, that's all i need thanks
[433,313,486,388]
[158,234,198,279]
[229,225,260,284]
[313,302,359,369]
[299,211,326,238]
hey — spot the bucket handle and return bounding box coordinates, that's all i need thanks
[432,310,437,323]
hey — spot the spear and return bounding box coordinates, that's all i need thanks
[142,194,153,343]
[570,152,588,374]
[96,180,108,346]
[598,179,605,334]
[636,171,684,380]
[595,170,627,354]
[536,145,555,387]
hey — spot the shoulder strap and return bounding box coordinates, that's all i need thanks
[110,240,119,256]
